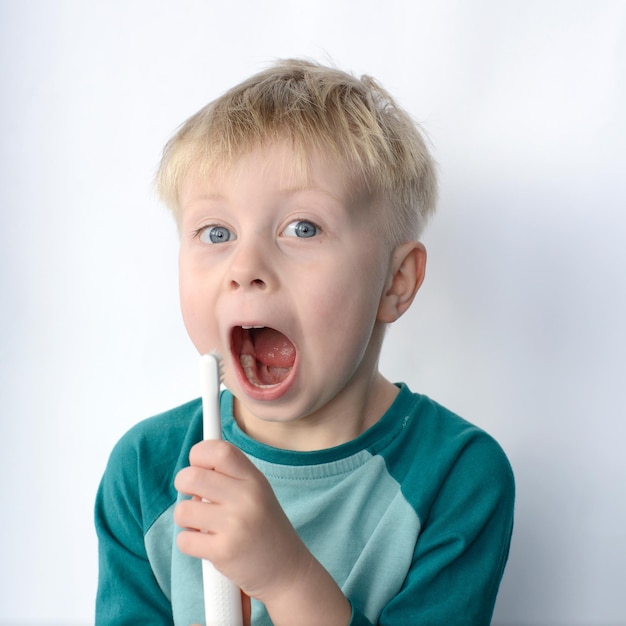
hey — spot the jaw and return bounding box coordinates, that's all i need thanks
[229,325,298,401]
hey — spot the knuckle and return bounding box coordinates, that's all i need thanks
[174,466,190,488]
[213,439,236,463]
[175,466,200,494]
[173,500,188,526]
[176,529,192,552]
[189,439,237,469]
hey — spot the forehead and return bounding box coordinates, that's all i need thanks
[180,140,371,206]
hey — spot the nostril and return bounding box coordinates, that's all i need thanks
[229,278,266,290]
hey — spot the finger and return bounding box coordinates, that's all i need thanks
[189,439,252,479]
[175,496,242,539]
[174,498,218,533]
[176,527,213,559]
[176,522,237,563]
[174,464,234,503]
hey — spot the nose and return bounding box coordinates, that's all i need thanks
[227,235,277,291]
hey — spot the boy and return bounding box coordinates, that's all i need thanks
[95,59,514,625]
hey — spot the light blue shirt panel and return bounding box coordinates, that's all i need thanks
[145,451,420,625]
[145,496,204,625]
[249,452,421,623]
[144,502,175,600]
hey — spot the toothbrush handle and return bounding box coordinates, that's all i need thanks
[200,354,244,626]
[200,354,222,440]
[202,560,244,626]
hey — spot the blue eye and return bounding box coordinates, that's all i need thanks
[199,225,236,244]
[283,220,319,238]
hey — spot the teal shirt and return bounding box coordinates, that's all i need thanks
[95,384,514,625]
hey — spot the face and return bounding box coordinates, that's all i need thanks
[178,142,400,439]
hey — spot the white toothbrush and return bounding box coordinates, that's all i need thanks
[199,353,244,626]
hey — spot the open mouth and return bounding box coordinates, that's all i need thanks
[231,326,296,388]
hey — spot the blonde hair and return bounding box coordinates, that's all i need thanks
[155,59,437,243]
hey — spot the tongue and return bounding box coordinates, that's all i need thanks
[238,327,296,387]
[251,328,295,368]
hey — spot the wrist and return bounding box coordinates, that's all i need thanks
[261,553,351,626]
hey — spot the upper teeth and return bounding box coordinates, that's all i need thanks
[241,325,265,329]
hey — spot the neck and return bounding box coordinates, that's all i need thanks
[233,372,399,452]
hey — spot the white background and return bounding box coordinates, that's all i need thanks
[1,1,625,624]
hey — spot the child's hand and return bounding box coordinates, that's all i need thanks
[174,440,313,603]
[176,440,351,625]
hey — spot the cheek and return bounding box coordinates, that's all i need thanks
[178,268,196,323]
[322,252,386,310]
[179,289,201,347]
[303,259,386,336]
[178,271,213,350]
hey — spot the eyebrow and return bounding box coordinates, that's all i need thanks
[280,185,343,203]
[191,185,343,205]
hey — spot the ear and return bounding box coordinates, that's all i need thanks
[377,242,427,323]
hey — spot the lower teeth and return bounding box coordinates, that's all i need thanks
[240,354,289,387]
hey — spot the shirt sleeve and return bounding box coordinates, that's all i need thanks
[94,431,175,625]
[378,432,515,625]
[349,603,375,625]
